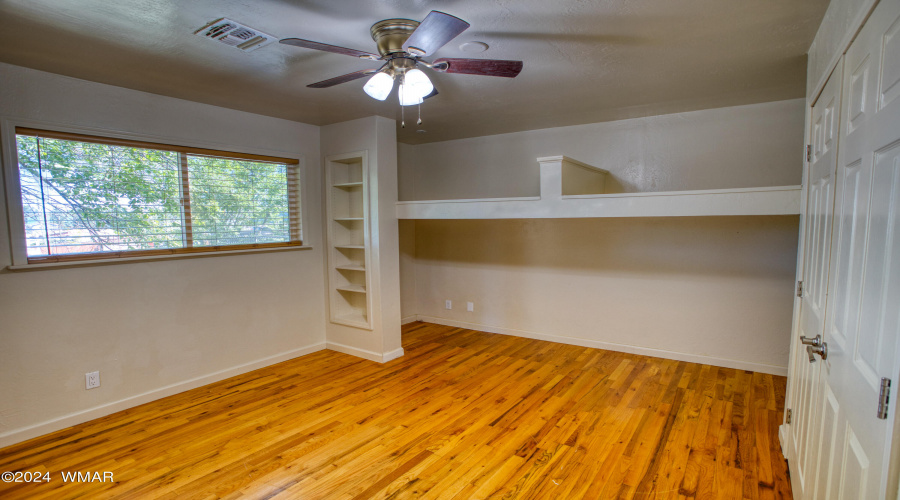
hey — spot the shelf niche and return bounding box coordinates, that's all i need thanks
[396,155,802,219]
[325,152,372,330]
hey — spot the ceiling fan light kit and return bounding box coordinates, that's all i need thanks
[401,69,434,104]
[280,10,523,123]
[363,72,394,101]
[398,83,424,106]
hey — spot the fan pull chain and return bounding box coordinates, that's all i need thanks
[400,73,406,128]
[417,103,423,126]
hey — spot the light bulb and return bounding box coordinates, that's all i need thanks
[398,83,424,106]
[363,72,394,101]
[404,68,433,99]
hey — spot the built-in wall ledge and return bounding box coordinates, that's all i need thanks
[397,155,801,219]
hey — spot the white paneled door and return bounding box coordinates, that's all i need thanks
[812,1,900,498]
[789,0,900,498]
[789,56,842,499]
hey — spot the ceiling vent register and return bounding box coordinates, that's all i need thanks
[194,18,276,52]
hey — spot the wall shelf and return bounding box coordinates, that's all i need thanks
[325,152,373,330]
[396,156,802,219]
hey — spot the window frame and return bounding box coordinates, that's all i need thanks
[2,119,309,268]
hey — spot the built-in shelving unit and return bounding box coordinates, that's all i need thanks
[325,151,372,330]
[396,156,802,219]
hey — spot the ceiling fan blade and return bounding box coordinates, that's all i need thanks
[431,58,523,78]
[308,69,377,88]
[280,38,379,60]
[424,88,439,100]
[402,11,470,56]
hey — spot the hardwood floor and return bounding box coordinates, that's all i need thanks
[0,322,791,499]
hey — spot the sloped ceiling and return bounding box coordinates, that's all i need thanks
[0,0,828,144]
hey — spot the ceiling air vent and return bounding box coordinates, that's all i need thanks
[194,18,276,52]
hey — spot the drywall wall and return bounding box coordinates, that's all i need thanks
[0,62,326,446]
[398,99,804,373]
[321,116,402,361]
[412,217,799,373]
[398,99,805,201]
[399,219,417,323]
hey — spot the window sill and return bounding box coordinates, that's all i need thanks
[5,245,313,272]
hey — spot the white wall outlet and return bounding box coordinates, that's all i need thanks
[445,300,452,310]
[467,301,474,312]
[85,371,100,390]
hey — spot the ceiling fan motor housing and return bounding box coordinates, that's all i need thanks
[370,19,419,56]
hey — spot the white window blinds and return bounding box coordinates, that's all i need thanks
[14,128,301,263]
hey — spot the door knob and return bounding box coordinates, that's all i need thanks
[806,342,828,362]
[800,335,822,346]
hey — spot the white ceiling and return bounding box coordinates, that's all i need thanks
[0,0,828,144]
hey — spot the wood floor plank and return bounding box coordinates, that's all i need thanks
[0,322,791,499]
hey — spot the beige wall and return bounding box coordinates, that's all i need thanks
[412,217,798,372]
[398,99,805,201]
[398,100,804,373]
[399,219,417,322]
[0,63,327,445]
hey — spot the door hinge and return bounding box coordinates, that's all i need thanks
[878,378,891,419]
[797,280,803,297]
[786,408,792,424]
[807,144,812,162]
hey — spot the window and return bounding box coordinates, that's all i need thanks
[11,128,301,264]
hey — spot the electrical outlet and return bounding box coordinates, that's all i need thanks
[85,371,100,390]
[467,301,474,312]
[445,300,452,310]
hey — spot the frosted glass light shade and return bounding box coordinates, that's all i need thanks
[404,69,433,98]
[398,83,424,106]
[363,72,394,101]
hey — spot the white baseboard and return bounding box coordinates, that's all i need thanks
[400,315,418,325]
[326,342,405,363]
[415,315,788,376]
[0,342,327,448]
[382,347,405,362]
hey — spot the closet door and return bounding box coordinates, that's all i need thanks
[788,58,842,498]
[811,1,900,498]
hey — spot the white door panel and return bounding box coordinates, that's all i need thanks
[817,384,841,499]
[790,57,843,498]
[881,14,900,109]
[838,428,870,499]
[813,1,900,498]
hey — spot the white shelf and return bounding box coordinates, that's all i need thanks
[335,244,365,250]
[332,313,369,328]
[336,265,366,272]
[334,217,364,221]
[333,181,364,189]
[396,156,801,220]
[396,185,802,219]
[337,284,367,294]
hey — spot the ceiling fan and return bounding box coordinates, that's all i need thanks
[280,11,524,108]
